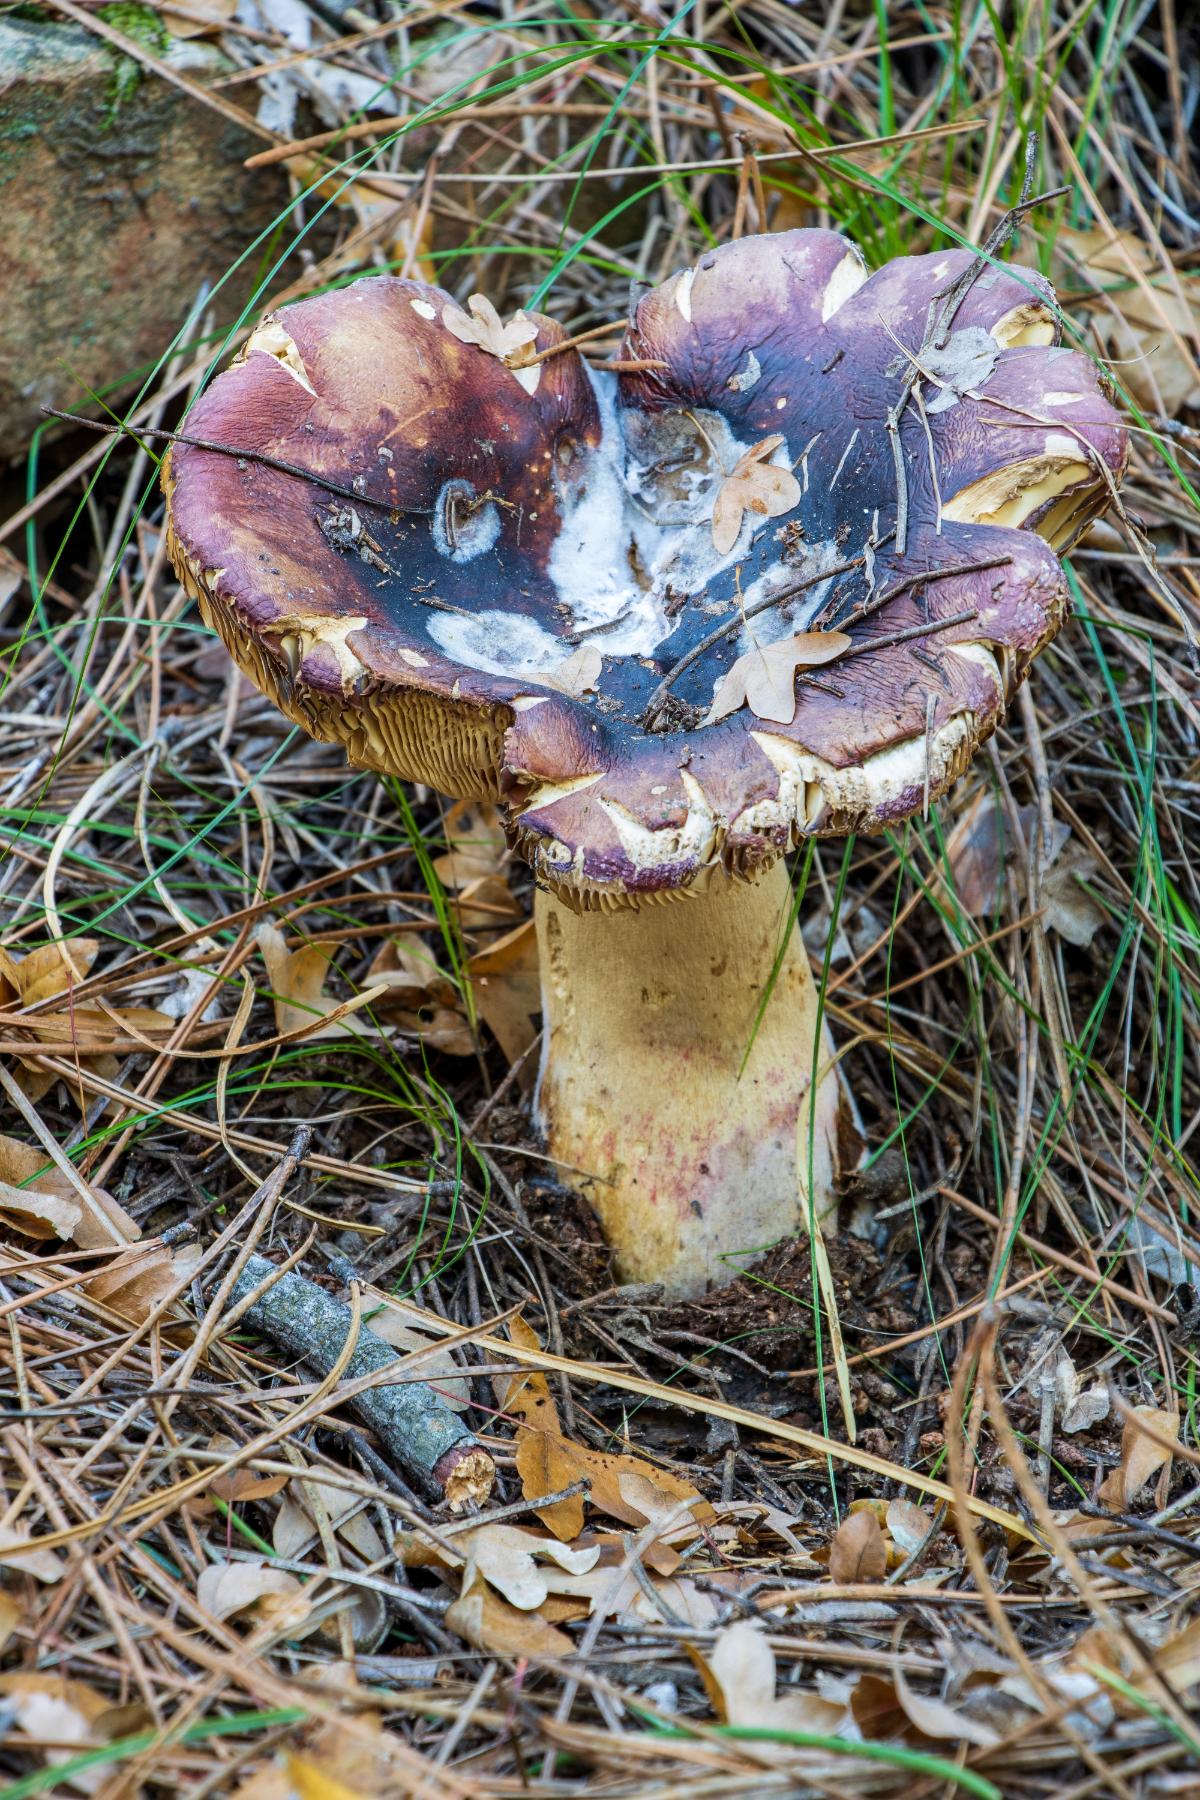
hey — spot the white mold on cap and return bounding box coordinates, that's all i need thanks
[734,539,843,654]
[546,371,766,660]
[426,608,566,679]
[432,478,502,563]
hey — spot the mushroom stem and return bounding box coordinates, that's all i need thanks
[534,860,842,1295]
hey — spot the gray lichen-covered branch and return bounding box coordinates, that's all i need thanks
[224,1256,493,1511]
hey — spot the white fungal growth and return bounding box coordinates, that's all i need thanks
[734,539,843,655]
[545,371,770,658]
[426,609,567,679]
[410,299,438,321]
[431,478,501,563]
[674,268,696,322]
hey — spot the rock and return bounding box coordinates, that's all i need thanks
[0,15,298,462]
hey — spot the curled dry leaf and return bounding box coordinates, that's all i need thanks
[705,630,850,727]
[441,294,541,394]
[258,924,391,1043]
[1058,225,1200,414]
[0,938,177,1110]
[445,1575,575,1659]
[84,1239,202,1323]
[1097,1405,1178,1511]
[0,1673,112,1796]
[706,1622,848,1736]
[467,919,542,1071]
[0,1131,137,1249]
[274,1478,387,1563]
[892,1666,1000,1748]
[828,1507,887,1584]
[0,1525,63,1583]
[501,1316,710,1543]
[542,645,604,698]
[711,434,801,555]
[206,1435,290,1504]
[431,798,520,932]
[885,1497,935,1561]
[197,1559,309,1628]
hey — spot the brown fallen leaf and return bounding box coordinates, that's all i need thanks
[1058,226,1200,414]
[206,1433,290,1505]
[1097,1405,1179,1511]
[197,1560,309,1628]
[0,938,173,1107]
[441,294,541,394]
[828,1507,887,1584]
[84,1239,201,1323]
[711,435,802,554]
[893,1666,1000,1747]
[885,1497,936,1563]
[445,1574,575,1658]
[258,924,391,1044]
[706,1621,848,1734]
[432,799,521,932]
[542,646,604,698]
[705,630,850,727]
[0,1673,111,1794]
[0,1526,63,1584]
[468,920,541,1071]
[274,1478,387,1564]
[501,1317,711,1542]
[0,1131,138,1248]
[362,937,477,1055]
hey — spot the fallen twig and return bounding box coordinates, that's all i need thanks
[223,1255,494,1510]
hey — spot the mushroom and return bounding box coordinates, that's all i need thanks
[163,229,1127,1295]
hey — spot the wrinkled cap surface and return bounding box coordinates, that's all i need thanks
[165,230,1127,907]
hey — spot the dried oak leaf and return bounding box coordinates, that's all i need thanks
[442,293,541,394]
[197,1559,309,1628]
[445,1574,575,1658]
[0,1131,137,1248]
[1097,1405,1178,1511]
[501,1316,711,1543]
[258,923,389,1042]
[703,1621,847,1734]
[711,434,801,555]
[828,1506,887,1584]
[467,919,541,1070]
[0,938,172,1109]
[706,630,850,727]
[542,645,604,698]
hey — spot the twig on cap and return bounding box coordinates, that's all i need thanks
[884,133,1069,554]
[40,407,429,516]
[640,551,868,729]
[641,550,1006,731]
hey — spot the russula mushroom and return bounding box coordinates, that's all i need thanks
[163,229,1127,1295]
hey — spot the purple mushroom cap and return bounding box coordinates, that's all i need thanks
[164,229,1127,908]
